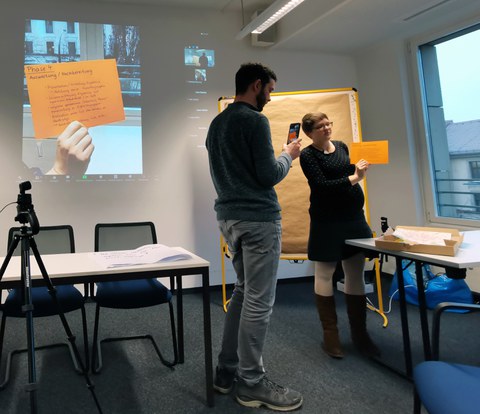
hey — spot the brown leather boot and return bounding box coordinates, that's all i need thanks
[315,294,344,358]
[345,294,381,358]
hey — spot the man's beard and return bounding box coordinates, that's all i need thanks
[255,89,268,112]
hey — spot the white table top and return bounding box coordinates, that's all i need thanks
[346,230,480,269]
[0,247,209,284]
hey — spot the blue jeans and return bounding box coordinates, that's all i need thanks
[217,219,282,386]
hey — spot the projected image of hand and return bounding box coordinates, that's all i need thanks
[46,121,95,176]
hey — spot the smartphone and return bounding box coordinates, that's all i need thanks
[287,122,301,144]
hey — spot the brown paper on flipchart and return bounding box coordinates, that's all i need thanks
[263,92,356,254]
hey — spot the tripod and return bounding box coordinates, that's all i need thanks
[0,182,102,414]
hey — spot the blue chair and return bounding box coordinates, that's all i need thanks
[0,225,88,389]
[413,301,480,414]
[91,221,178,373]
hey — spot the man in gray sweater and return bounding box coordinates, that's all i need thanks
[206,63,302,411]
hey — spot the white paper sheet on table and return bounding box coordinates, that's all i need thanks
[391,228,452,246]
[92,244,192,268]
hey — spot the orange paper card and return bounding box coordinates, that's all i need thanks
[350,140,389,164]
[25,59,125,138]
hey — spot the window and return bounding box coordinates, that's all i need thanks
[46,41,54,55]
[45,20,53,33]
[470,161,480,179]
[68,42,76,55]
[25,19,31,33]
[415,24,480,224]
[67,22,75,33]
[24,41,33,54]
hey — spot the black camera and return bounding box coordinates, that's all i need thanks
[15,181,40,235]
[380,216,389,234]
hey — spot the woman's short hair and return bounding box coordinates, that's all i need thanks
[301,112,328,134]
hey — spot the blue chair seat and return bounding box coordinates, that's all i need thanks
[3,285,85,317]
[414,361,480,414]
[95,279,172,309]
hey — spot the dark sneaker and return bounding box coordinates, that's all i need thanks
[214,366,236,394]
[236,377,303,411]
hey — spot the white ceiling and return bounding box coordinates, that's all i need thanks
[81,0,480,54]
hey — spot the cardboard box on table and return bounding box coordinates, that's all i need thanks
[374,226,463,257]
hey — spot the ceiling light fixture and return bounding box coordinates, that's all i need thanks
[235,0,306,40]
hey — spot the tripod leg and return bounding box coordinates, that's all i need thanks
[29,239,103,414]
[20,235,39,414]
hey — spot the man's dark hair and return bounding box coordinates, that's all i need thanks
[235,63,277,95]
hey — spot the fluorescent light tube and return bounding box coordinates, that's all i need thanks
[236,0,305,40]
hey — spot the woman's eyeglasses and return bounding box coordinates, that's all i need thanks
[315,121,333,130]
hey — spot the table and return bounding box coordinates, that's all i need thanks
[0,248,214,407]
[346,230,480,378]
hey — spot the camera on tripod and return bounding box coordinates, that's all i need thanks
[15,181,40,235]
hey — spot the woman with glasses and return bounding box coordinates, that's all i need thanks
[299,112,379,359]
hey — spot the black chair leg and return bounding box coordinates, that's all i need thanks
[91,301,178,373]
[89,283,95,299]
[168,301,178,365]
[146,301,178,368]
[413,387,422,414]
[83,283,89,299]
[81,305,89,373]
[91,303,102,374]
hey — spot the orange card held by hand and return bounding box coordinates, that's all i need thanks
[350,140,389,165]
[25,59,125,138]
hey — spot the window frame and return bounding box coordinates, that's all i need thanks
[408,17,480,229]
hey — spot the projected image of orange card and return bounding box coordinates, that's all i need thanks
[25,59,125,139]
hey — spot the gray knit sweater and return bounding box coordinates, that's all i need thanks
[206,101,292,221]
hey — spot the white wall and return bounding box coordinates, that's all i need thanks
[0,0,358,287]
[354,39,423,276]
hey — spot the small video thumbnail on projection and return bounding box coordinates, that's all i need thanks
[184,46,215,83]
[22,19,142,181]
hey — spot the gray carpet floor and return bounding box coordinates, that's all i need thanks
[0,277,478,414]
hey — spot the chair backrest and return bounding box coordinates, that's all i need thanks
[7,225,75,256]
[94,222,157,252]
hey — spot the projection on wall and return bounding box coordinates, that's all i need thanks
[22,19,142,182]
[183,38,215,145]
